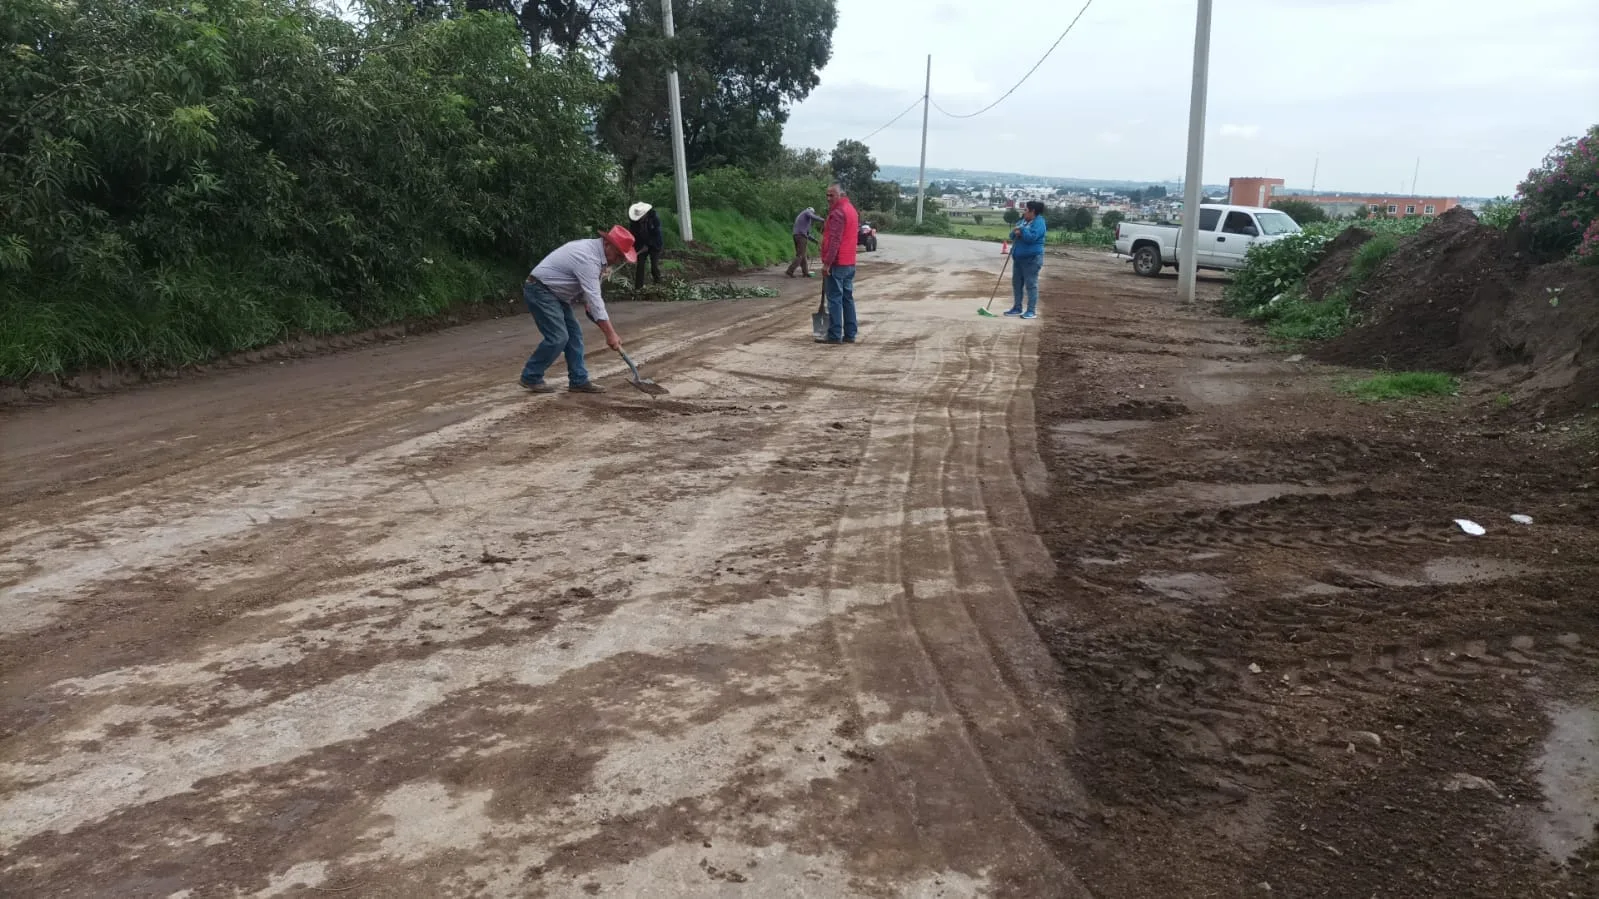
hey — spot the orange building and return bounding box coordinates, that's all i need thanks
[1228,177,1284,208]
[1228,176,1458,218]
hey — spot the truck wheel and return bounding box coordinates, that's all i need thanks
[1133,245,1162,277]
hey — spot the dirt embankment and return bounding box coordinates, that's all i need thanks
[1310,207,1599,415]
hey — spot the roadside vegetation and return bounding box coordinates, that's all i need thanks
[1221,126,1598,350]
[1220,217,1425,342]
[0,0,839,381]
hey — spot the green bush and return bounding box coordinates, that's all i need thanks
[1479,196,1521,230]
[1221,229,1337,315]
[1515,124,1599,263]
[860,210,897,231]
[0,0,615,380]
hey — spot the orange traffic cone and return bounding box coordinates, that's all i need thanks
[1000,240,1009,254]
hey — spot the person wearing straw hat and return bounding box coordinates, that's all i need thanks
[627,201,665,290]
[519,226,636,394]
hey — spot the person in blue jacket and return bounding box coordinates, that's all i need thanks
[1006,200,1047,319]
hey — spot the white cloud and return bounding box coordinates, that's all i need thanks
[1219,124,1261,140]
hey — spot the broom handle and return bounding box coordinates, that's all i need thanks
[985,253,1013,311]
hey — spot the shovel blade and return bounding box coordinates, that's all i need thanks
[811,311,829,340]
[629,377,670,396]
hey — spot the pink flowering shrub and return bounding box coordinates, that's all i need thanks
[1518,124,1599,264]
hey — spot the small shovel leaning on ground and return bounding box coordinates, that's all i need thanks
[615,348,668,396]
[811,281,829,341]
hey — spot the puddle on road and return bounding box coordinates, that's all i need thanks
[1522,699,1599,862]
[1297,557,1542,595]
[1170,481,1354,507]
[1049,419,1153,455]
[1139,572,1230,602]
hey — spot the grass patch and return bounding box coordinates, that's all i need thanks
[1244,289,1353,342]
[1339,371,1459,401]
[1347,234,1400,283]
[657,208,793,268]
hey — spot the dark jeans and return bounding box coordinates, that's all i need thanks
[633,248,662,289]
[786,234,811,276]
[520,281,590,386]
[824,264,857,341]
[1009,254,1042,314]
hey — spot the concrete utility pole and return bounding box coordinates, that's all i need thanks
[1412,157,1421,197]
[915,55,931,226]
[662,0,692,242]
[1178,0,1213,304]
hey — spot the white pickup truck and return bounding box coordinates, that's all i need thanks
[1113,204,1301,276]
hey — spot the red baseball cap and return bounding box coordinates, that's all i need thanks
[602,225,638,263]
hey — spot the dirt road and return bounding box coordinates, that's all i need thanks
[7,238,1596,898]
[1,237,1087,897]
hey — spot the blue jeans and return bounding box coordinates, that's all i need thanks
[1009,254,1042,314]
[825,264,857,341]
[520,281,590,386]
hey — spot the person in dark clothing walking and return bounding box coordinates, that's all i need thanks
[628,202,665,289]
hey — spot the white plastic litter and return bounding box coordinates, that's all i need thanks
[1248,663,1263,674]
[1511,514,1534,525]
[1454,519,1486,536]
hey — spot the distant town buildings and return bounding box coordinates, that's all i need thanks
[1228,176,1460,218]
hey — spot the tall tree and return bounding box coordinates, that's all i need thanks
[401,0,621,53]
[599,0,836,175]
[829,139,877,199]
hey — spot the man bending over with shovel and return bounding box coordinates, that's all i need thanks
[519,225,636,394]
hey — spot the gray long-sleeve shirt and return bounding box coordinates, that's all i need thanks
[529,238,611,322]
[793,208,823,237]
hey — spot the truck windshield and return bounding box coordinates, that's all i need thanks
[1255,212,1301,236]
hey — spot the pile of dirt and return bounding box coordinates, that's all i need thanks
[1313,207,1599,415]
[1303,226,1373,300]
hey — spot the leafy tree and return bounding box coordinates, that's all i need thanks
[600,0,836,175]
[1128,188,1145,205]
[403,0,622,54]
[1100,210,1126,231]
[972,214,984,225]
[766,146,830,181]
[1061,206,1094,232]
[676,0,836,171]
[1269,198,1328,225]
[1003,208,1021,225]
[1146,185,1168,200]
[0,0,615,379]
[829,139,878,199]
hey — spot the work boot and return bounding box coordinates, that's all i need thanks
[520,379,556,394]
[569,382,605,394]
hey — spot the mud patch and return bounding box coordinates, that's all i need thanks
[1522,698,1599,862]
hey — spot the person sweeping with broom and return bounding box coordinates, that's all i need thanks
[1004,200,1047,319]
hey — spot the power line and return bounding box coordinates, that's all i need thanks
[931,0,1095,120]
[860,97,923,142]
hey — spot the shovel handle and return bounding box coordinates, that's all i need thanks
[615,348,642,378]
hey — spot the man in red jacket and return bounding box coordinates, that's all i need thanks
[818,182,860,345]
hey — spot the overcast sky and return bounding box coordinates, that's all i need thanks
[782,0,1599,197]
